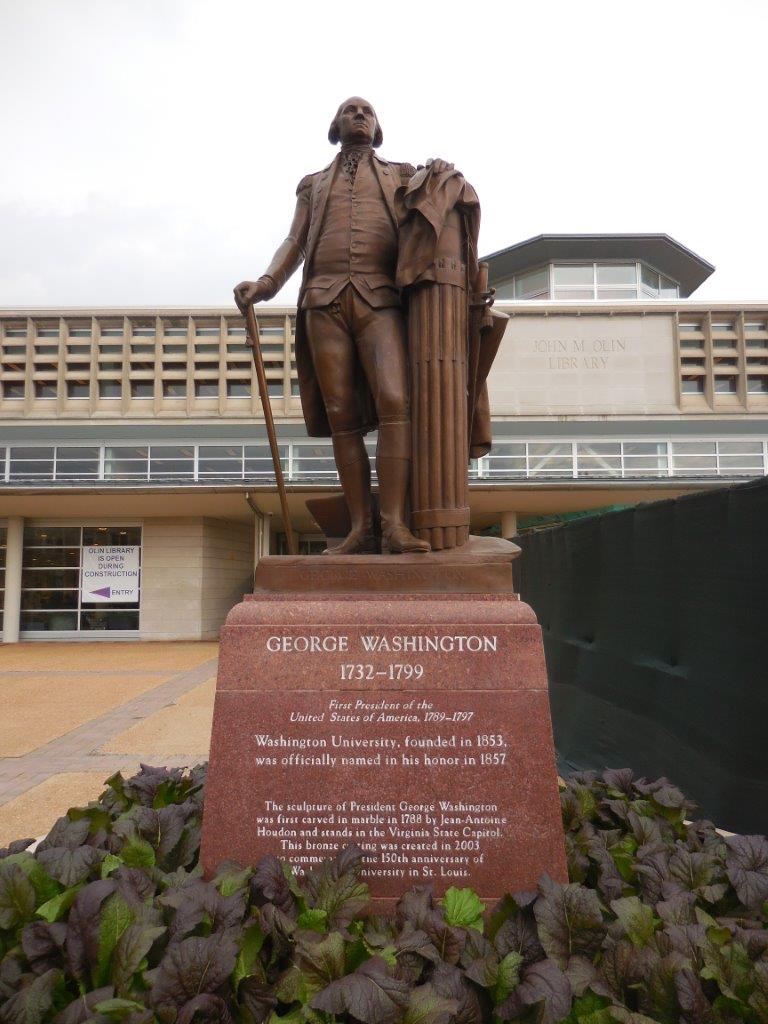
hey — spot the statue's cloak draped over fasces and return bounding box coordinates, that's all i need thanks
[396,166,481,287]
[294,161,498,458]
[396,166,503,459]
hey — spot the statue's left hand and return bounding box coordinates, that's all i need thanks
[425,157,455,175]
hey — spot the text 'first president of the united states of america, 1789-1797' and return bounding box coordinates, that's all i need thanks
[235,97,504,557]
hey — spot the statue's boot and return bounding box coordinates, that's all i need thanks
[377,419,431,554]
[324,429,377,555]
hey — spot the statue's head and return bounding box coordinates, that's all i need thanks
[328,97,383,149]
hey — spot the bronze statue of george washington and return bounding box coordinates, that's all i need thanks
[235,97,501,556]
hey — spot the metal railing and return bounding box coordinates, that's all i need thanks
[473,439,768,480]
[1,438,767,486]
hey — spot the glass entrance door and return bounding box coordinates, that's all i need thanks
[20,525,141,636]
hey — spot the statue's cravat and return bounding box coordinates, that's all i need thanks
[341,147,366,185]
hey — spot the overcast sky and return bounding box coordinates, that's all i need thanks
[1,0,766,307]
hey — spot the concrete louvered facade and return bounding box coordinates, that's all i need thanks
[1,236,766,641]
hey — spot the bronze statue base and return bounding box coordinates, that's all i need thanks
[202,571,568,900]
[254,535,519,595]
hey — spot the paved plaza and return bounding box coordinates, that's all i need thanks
[0,641,218,845]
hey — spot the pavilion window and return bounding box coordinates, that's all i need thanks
[513,267,549,299]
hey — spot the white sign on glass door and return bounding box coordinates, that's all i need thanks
[81,546,140,603]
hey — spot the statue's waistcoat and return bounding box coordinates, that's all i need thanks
[303,154,399,310]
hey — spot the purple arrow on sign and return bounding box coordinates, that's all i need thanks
[90,586,112,598]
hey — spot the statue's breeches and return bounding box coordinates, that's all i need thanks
[304,285,409,433]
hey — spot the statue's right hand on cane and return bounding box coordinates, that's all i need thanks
[233,276,276,314]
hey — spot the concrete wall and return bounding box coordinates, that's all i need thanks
[200,518,254,639]
[140,518,205,641]
[140,517,254,641]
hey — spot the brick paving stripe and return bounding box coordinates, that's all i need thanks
[0,656,218,804]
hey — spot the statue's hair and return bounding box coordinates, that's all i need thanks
[328,99,383,148]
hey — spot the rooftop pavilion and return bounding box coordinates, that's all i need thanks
[484,234,715,301]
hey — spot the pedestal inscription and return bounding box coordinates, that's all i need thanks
[201,595,567,902]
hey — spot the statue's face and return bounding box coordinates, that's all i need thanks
[337,97,377,146]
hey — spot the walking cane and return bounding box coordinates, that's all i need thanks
[244,303,298,555]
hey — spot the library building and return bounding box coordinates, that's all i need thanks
[1,233,766,642]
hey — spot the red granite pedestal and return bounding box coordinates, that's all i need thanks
[201,547,567,903]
